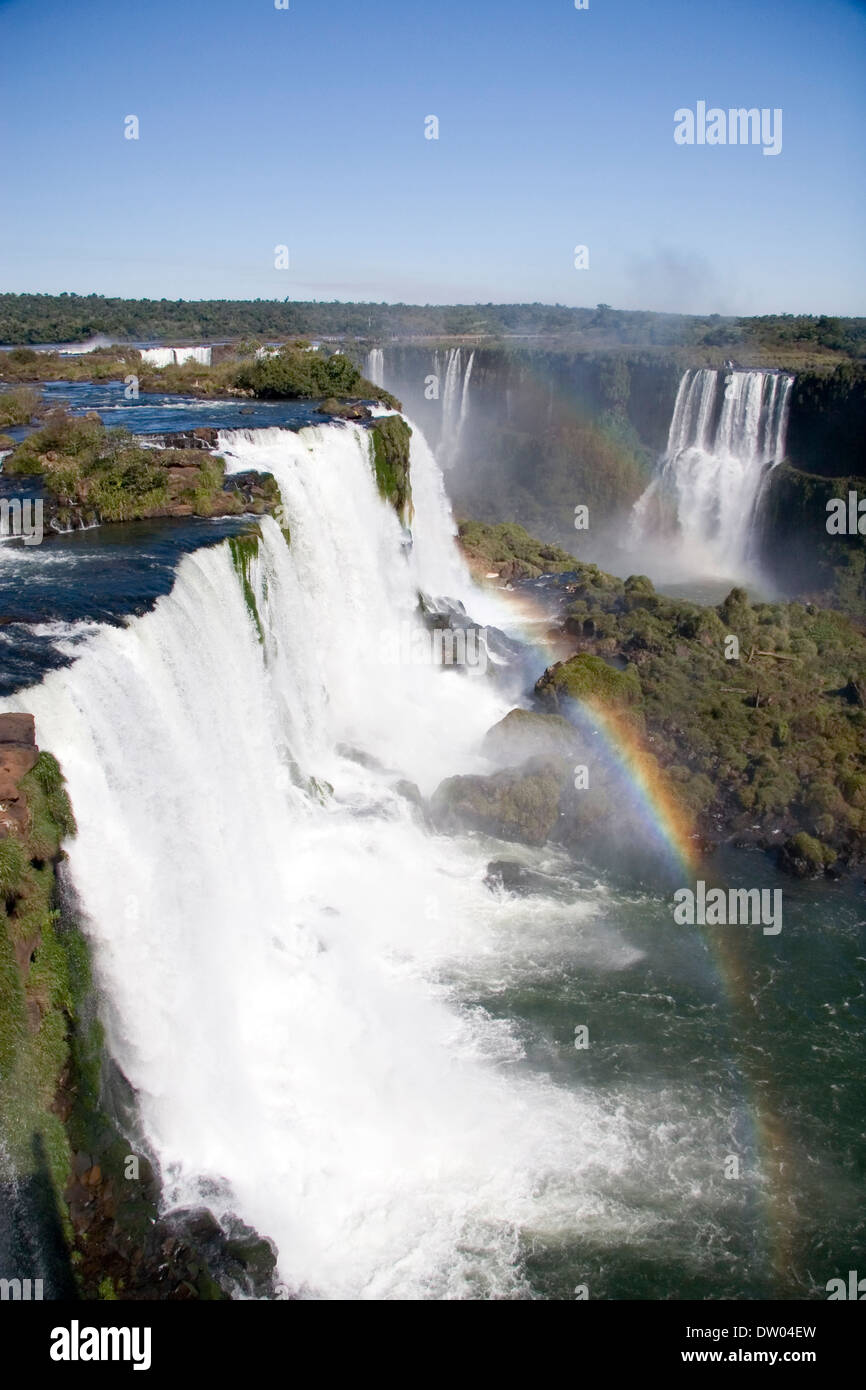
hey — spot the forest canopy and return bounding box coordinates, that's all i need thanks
[1,293,864,362]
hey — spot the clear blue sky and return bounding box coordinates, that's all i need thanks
[1,0,864,314]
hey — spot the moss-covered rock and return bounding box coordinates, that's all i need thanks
[431,758,566,846]
[0,719,79,1212]
[368,415,413,521]
[228,531,265,645]
[778,831,837,877]
[458,520,579,581]
[535,653,643,714]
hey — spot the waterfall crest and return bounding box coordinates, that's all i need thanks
[631,367,794,578]
[140,346,212,367]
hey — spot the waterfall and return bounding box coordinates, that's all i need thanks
[438,348,475,470]
[173,346,212,367]
[140,346,212,368]
[631,368,793,577]
[365,347,385,387]
[139,348,175,368]
[3,421,647,1298]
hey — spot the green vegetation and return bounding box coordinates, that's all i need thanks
[786,831,837,871]
[458,520,580,578]
[760,462,866,622]
[787,363,866,478]
[3,409,266,525]
[0,748,80,1206]
[236,343,363,398]
[228,532,265,645]
[0,340,402,415]
[0,384,40,427]
[536,651,643,713]
[1,294,864,364]
[454,521,866,864]
[431,759,565,847]
[368,415,413,521]
[537,564,866,861]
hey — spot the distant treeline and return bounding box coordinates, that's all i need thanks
[1,293,864,360]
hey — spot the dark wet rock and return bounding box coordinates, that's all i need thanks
[149,428,220,450]
[393,778,428,815]
[168,1207,279,1300]
[317,398,372,421]
[484,859,557,895]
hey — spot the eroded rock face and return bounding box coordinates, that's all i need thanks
[0,712,38,837]
[0,713,36,745]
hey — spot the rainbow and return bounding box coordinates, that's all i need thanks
[564,693,701,878]
[484,582,701,877]
[486,578,800,1290]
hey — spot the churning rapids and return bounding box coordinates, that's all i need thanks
[1,410,862,1299]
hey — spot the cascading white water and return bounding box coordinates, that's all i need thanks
[437,348,475,470]
[174,346,212,366]
[140,346,212,368]
[631,368,794,578]
[0,421,646,1297]
[364,347,385,387]
[139,348,175,368]
[1,418,752,1297]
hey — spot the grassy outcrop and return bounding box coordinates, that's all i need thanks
[3,410,280,527]
[234,342,399,408]
[0,723,81,1212]
[458,520,580,580]
[368,415,413,521]
[228,532,265,645]
[535,652,643,714]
